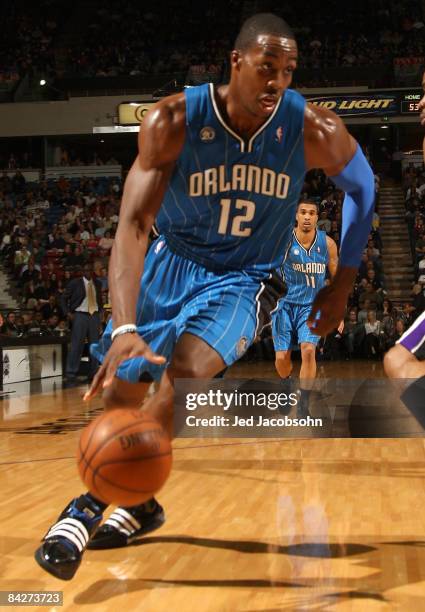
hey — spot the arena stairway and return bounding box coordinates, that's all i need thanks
[379,184,414,308]
[0,266,20,311]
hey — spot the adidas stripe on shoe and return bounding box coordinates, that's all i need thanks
[88,499,165,549]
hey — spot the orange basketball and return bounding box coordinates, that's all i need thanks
[77,409,172,506]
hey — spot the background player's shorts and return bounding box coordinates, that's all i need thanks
[91,238,268,382]
[397,311,425,360]
[271,301,319,351]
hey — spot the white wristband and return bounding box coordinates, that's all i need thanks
[111,324,137,342]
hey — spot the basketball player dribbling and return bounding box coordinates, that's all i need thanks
[271,200,343,415]
[35,13,375,580]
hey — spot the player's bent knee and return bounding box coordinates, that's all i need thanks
[168,359,212,380]
[301,344,316,360]
[384,344,414,379]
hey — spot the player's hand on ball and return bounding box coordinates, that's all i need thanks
[307,284,348,337]
[84,333,165,401]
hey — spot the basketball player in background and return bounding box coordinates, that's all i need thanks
[35,13,375,580]
[272,200,343,415]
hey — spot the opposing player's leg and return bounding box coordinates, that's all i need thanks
[384,311,425,379]
[384,344,425,380]
[384,312,425,426]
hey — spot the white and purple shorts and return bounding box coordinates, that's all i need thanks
[397,311,425,358]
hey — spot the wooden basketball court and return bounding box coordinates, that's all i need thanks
[1,360,425,611]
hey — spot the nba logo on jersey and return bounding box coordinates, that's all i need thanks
[275,126,283,143]
[293,248,300,256]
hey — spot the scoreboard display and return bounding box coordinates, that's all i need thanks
[399,91,422,114]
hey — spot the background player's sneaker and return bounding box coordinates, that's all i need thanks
[34,495,103,580]
[88,498,165,549]
[296,388,312,419]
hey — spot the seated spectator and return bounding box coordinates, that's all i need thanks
[20,261,41,287]
[14,243,32,268]
[26,311,47,335]
[98,230,114,251]
[363,310,382,359]
[343,308,363,358]
[415,231,425,263]
[317,211,331,233]
[366,268,384,291]
[358,299,373,324]
[54,319,69,335]
[61,243,73,262]
[357,253,370,280]
[397,303,415,328]
[385,318,406,349]
[359,282,383,310]
[56,278,66,296]
[65,244,87,268]
[366,246,381,268]
[45,314,61,334]
[379,298,394,319]
[4,311,22,337]
[41,295,63,321]
[35,279,55,303]
[411,283,425,319]
[367,238,380,257]
[50,231,68,250]
[96,266,108,291]
[0,312,6,335]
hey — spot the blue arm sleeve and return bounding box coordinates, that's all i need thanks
[330,144,375,268]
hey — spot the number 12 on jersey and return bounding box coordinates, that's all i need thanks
[218,198,255,237]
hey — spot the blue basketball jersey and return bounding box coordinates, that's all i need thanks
[155,83,306,276]
[282,229,329,305]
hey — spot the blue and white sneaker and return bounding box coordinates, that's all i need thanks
[34,495,103,580]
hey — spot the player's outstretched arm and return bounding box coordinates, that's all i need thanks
[325,235,339,280]
[326,235,344,333]
[85,94,186,400]
[304,104,375,335]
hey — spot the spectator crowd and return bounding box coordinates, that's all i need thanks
[1,0,424,95]
[0,173,119,340]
